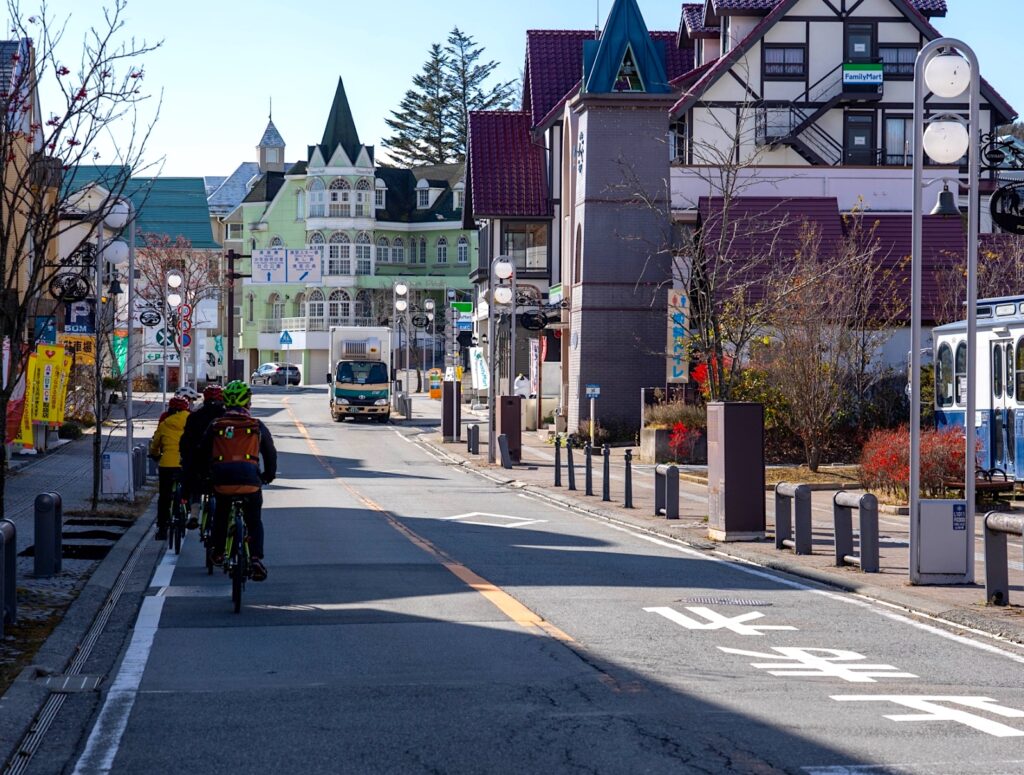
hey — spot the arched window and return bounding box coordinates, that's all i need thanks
[355,232,372,275]
[436,236,448,264]
[328,178,351,217]
[392,237,405,263]
[954,342,967,405]
[419,237,427,264]
[307,289,325,321]
[457,236,469,264]
[376,236,390,264]
[355,178,371,217]
[267,292,284,320]
[293,291,306,318]
[936,343,953,408]
[307,178,326,217]
[355,290,373,325]
[328,288,351,323]
[268,235,284,248]
[307,231,325,246]
[327,232,351,275]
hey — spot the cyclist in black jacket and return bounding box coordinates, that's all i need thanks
[179,384,226,529]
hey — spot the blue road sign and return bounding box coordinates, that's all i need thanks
[586,384,600,399]
[279,330,293,346]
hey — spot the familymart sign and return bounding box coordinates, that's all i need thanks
[843,63,883,86]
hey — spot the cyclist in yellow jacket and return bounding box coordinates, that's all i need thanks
[149,396,190,541]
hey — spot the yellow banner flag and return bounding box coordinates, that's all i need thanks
[54,353,73,425]
[31,344,66,425]
[15,353,36,447]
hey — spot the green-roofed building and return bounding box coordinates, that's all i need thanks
[220,77,477,383]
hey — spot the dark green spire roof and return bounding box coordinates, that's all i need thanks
[316,77,362,164]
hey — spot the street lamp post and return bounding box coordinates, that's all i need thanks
[394,281,411,412]
[487,256,515,464]
[165,272,183,401]
[424,298,435,372]
[910,38,980,585]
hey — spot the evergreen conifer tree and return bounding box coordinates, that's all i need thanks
[383,43,453,166]
[444,28,516,161]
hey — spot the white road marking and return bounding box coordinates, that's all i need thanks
[72,595,167,774]
[719,647,917,683]
[644,606,798,636]
[441,511,547,529]
[803,761,1024,774]
[831,696,1024,737]
[148,541,181,588]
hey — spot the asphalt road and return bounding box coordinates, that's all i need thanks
[35,386,1024,773]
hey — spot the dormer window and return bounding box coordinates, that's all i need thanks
[453,190,463,210]
[417,189,430,208]
[375,188,385,208]
[614,46,644,92]
[266,148,279,163]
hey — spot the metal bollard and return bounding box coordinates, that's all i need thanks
[0,518,16,634]
[467,424,480,455]
[833,492,879,573]
[567,443,577,491]
[654,464,679,519]
[624,449,634,508]
[602,444,611,502]
[584,443,594,496]
[554,436,562,487]
[983,511,1024,605]
[775,483,812,555]
[497,433,513,469]
[34,491,63,577]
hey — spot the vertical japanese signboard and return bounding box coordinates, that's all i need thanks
[667,289,689,383]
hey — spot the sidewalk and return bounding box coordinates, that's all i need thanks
[399,392,1024,645]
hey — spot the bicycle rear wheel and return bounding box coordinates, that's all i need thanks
[230,503,246,613]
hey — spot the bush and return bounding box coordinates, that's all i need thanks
[668,421,703,462]
[645,401,707,431]
[57,421,83,440]
[567,418,636,448]
[859,426,964,499]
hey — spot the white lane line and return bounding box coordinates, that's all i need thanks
[149,542,180,589]
[72,595,166,774]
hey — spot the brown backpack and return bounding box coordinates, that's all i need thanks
[210,414,261,494]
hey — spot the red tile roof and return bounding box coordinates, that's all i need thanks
[681,4,719,43]
[466,111,549,219]
[525,29,694,128]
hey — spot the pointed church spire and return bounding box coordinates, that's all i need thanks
[582,0,670,94]
[257,108,285,173]
[318,77,362,165]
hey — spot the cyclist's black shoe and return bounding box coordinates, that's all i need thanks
[250,559,268,582]
[186,516,199,530]
[155,528,167,541]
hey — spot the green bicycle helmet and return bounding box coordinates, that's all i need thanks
[223,380,252,408]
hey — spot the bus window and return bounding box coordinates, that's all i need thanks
[994,345,1004,399]
[955,342,967,404]
[936,343,954,408]
[1017,338,1024,402]
[1009,342,1016,399]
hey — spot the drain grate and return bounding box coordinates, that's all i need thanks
[37,675,102,693]
[679,597,773,606]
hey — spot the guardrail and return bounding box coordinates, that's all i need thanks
[654,464,679,520]
[833,492,880,573]
[983,511,1024,605]
[775,483,812,555]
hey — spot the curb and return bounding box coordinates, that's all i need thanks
[0,497,160,769]
[418,435,1024,647]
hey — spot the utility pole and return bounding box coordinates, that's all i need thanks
[224,249,251,382]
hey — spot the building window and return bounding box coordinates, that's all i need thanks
[502,221,549,271]
[764,45,806,78]
[417,189,429,208]
[327,232,351,275]
[419,238,427,264]
[574,225,582,284]
[614,45,644,92]
[457,236,469,264]
[226,223,243,241]
[453,190,463,210]
[328,178,351,217]
[355,179,371,217]
[294,291,306,317]
[436,236,448,264]
[295,190,304,220]
[721,17,731,54]
[307,178,326,217]
[392,237,405,263]
[884,116,913,166]
[266,148,279,163]
[355,233,372,275]
[328,289,350,323]
[269,235,284,248]
[308,288,325,318]
[880,45,916,78]
[670,119,688,162]
[376,237,390,264]
[246,293,254,322]
[375,188,385,208]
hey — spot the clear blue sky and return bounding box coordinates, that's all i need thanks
[22,0,1023,177]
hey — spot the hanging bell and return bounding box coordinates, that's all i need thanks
[930,184,960,217]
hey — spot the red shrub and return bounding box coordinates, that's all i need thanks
[669,422,702,462]
[859,426,966,499]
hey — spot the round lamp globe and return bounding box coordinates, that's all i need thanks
[922,120,970,165]
[925,53,971,100]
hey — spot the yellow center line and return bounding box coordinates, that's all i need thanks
[282,399,574,643]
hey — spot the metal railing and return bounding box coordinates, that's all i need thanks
[983,511,1024,605]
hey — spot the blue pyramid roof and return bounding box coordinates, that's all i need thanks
[583,0,670,94]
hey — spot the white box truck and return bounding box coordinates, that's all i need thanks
[327,326,392,423]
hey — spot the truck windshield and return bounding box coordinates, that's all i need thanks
[337,361,388,384]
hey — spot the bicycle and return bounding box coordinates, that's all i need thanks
[222,498,250,613]
[169,480,189,555]
[198,492,216,575]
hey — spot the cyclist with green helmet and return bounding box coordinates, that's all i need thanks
[196,380,277,581]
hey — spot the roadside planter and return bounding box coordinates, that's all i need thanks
[640,427,671,464]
